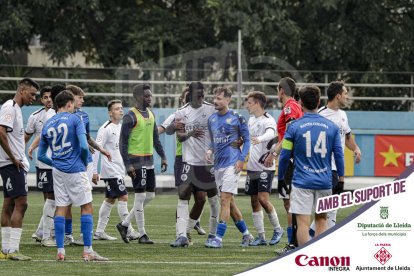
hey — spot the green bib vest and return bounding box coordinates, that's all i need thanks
[128,107,154,156]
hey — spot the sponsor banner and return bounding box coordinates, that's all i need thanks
[375,135,414,177]
[238,167,414,275]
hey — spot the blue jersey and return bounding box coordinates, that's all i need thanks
[208,110,250,170]
[74,109,92,163]
[41,112,87,173]
[278,112,344,190]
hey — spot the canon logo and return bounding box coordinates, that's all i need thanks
[295,254,350,267]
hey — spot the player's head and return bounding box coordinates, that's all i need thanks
[246,91,267,114]
[17,78,39,106]
[66,85,85,109]
[327,80,348,108]
[40,86,52,109]
[299,86,320,111]
[55,90,75,113]
[188,81,204,108]
[213,87,232,112]
[277,77,296,103]
[179,87,190,106]
[107,99,123,122]
[132,83,152,109]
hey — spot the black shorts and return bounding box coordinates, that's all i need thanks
[174,156,183,187]
[1,164,28,198]
[331,170,339,193]
[245,170,274,195]
[36,167,54,193]
[132,168,156,193]
[180,163,215,192]
[103,178,128,198]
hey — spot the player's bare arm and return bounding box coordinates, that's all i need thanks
[345,133,362,163]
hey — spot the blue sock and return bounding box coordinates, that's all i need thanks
[235,220,248,235]
[216,222,227,239]
[65,218,72,235]
[287,226,293,244]
[309,228,315,238]
[55,216,65,249]
[81,214,93,247]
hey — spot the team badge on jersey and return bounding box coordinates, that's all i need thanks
[284,106,291,115]
[226,118,232,124]
[5,114,12,122]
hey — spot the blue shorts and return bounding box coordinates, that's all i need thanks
[1,165,28,198]
[132,168,156,192]
[103,178,128,198]
[245,170,274,195]
[36,168,54,193]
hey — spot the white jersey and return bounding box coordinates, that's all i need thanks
[25,107,55,169]
[0,100,29,171]
[93,121,125,179]
[174,102,215,165]
[247,113,276,171]
[318,106,351,171]
[161,113,175,129]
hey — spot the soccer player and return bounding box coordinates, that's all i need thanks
[64,85,111,246]
[0,78,38,261]
[264,77,303,252]
[245,91,284,246]
[25,86,57,247]
[205,87,253,248]
[170,82,219,247]
[92,100,138,241]
[38,90,108,261]
[277,86,344,247]
[116,84,167,244]
[158,89,206,241]
[309,81,362,236]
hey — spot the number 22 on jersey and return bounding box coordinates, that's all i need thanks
[47,123,71,151]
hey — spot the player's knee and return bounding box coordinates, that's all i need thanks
[106,198,116,204]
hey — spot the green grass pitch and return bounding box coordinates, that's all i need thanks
[0,191,361,275]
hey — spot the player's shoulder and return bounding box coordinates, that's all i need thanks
[0,99,15,110]
[229,109,247,123]
[263,112,276,123]
[102,120,112,129]
[178,103,190,111]
[202,101,214,107]
[30,107,46,117]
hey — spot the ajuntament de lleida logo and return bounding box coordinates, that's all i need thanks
[380,206,389,219]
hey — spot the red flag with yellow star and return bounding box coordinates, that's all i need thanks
[375,135,414,176]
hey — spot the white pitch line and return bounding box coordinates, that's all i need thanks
[28,259,259,265]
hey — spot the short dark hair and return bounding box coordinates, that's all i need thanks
[40,86,52,97]
[55,90,74,109]
[51,84,66,103]
[132,84,151,99]
[66,85,85,96]
[188,82,204,94]
[107,99,122,111]
[299,86,320,110]
[327,81,345,101]
[278,77,296,97]
[247,91,267,108]
[213,87,232,98]
[19,78,40,90]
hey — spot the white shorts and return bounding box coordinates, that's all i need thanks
[289,185,331,215]
[87,162,94,189]
[53,168,93,207]
[214,166,239,195]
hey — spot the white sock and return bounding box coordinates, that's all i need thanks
[267,207,281,229]
[176,199,189,237]
[122,209,135,227]
[9,228,22,253]
[208,195,219,235]
[84,245,93,254]
[327,209,337,228]
[42,199,56,239]
[144,192,155,206]
[252,211,265,238]
[117,201,129,221]
[96,201,113,233]
[186,218,197,233]
[1,227,11,254]
[134,193,147,237]
[36,216,44,234]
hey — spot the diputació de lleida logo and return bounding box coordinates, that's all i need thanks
[380,206,389,219]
